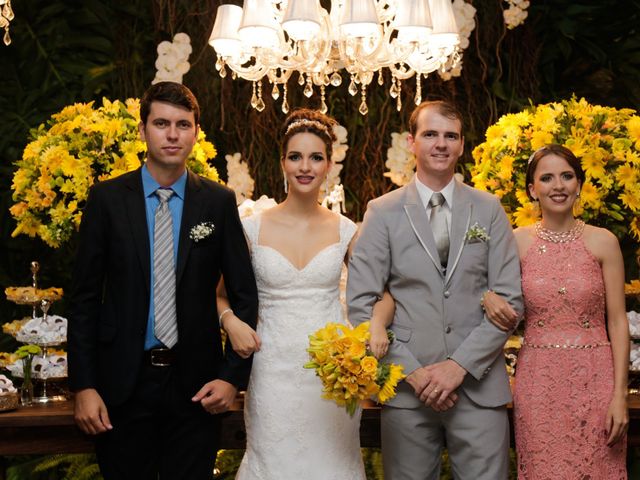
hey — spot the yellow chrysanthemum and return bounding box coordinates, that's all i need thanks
[579,181,602,209]
[615,163,638,190]
[620,187,640,212]
[513,203,539,227]
[626,116,640,149]
[626,149,640,166]
[581,150,607,179]
[515,189,530,206]
[530,130,554,151]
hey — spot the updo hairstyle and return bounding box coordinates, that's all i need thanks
[280,108,337,162]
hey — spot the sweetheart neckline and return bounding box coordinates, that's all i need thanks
[255,242,342,272]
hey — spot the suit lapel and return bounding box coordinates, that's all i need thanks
[403,180,445,278]
[176,171,204,286]
[124,169,151,295]
[445,180,473,285]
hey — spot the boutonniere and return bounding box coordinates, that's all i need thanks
[465,222,490,242]
[189,222,215,242]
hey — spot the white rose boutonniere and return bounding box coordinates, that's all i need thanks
[190,222,215,242]
[465,222,490,243]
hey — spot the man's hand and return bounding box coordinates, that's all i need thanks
[406,364,458,412]
[192,379,237,414]
[415,360,467,411]
[74,388,113,435]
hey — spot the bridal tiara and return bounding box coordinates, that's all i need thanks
[528,146,549,164]
[285,119,332,140]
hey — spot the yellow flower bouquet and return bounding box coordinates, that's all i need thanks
[10,98,219,248]
[471,96,640,243]
[304,321,405,416]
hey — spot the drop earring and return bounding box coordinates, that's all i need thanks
[325,175,330,195]
[283,173,288,194]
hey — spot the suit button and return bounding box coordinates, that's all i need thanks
[443,290,450,298]
[445,326,452,334]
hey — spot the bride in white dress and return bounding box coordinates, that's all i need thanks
[218,109,393,479]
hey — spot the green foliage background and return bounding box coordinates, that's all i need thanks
[0,0,639,478]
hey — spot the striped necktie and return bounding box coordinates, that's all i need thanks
[153,188,178,348]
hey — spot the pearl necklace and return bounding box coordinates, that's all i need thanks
[535,220,585,243]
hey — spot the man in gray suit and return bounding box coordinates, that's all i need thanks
[347,100,523,479]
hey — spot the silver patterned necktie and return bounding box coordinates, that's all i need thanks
[154,188,178,348]
[429,192,450,269]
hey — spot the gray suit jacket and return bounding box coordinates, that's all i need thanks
[347,178,523,409]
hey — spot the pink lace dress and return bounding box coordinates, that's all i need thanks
[513,235,626,479]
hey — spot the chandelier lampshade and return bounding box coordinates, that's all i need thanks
[282,0,322,41]
[209,5,243,57]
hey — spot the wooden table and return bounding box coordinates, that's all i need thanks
[1,395,639,455]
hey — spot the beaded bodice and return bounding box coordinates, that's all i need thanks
[521,235,608,346]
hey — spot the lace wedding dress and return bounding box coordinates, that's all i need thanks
[236,213,366,480]
[513,234,626,479]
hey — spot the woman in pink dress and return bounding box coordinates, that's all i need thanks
[483,144,628,479]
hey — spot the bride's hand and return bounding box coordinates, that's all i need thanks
[369,323,390,359]
[221,314,261,358]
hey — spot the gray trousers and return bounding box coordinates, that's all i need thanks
[381,390,510,480]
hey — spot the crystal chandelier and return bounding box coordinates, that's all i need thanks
[208,0,460,115]
[0,0,14,46]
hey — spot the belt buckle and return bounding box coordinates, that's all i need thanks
[150,348,171,367]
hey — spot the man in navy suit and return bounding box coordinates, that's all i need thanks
[68,82,258,479]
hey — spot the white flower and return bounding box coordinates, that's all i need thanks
[321,184,346,213]
[238,195,277,219]
[320,123,349,207]
[0,374,16,394]
[189,221,215,242]
[152,33,192,85]
[384,131,416,187]
[465,222,490,242]
[226,152,255,205]
[173,32,191,45]
[503,0,529,29]
[629,310,640,338]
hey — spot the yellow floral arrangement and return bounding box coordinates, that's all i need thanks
[471,97,640,242]
[305,321,405,416]
[10,98,219,248]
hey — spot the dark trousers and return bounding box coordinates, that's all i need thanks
[95,362,221,480]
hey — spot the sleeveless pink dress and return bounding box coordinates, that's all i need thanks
[513,235,626,479]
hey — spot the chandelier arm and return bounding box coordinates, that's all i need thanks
[267,69,294,85]
[223,59,271,82]
[388,64,417,80]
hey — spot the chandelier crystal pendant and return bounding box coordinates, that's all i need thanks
[208,0,460,114]
[0,0,14,46]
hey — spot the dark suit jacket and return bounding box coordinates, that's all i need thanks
[68,168,258,407]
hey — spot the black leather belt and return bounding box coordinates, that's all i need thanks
[144,348,177,367]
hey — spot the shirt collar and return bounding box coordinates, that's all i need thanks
[141,164,187,200]
[415,175,456,210]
